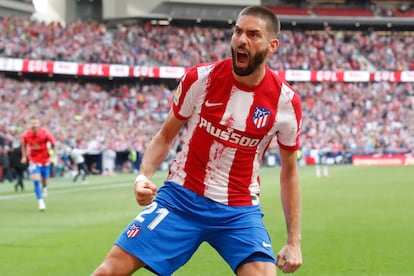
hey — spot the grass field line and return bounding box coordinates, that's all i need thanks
[0,181,132,201]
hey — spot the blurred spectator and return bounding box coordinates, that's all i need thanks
[0,145,13,183]
[102,146,116,175]
[9,141,27,191]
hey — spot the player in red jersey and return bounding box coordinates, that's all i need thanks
[21,117,56,211]
[93,5,302,275]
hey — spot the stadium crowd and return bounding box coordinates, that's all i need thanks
[0,77,170,152]
[0,15,413,177]
[298,81,414,156]
[1,16,413,70]
[1,76,412,163]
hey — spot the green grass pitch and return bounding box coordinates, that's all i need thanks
[1,165,413,275]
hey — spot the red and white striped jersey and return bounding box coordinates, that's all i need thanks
[168,58,302,206]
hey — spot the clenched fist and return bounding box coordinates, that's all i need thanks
[134,174,157,206]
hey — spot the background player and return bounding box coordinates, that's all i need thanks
[68,144,89,183]
[21,117,56,211]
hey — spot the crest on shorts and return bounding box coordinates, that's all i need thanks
[252,106,271,128]
[126,223,141,238]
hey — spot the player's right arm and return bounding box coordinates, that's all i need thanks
[134,110,185,206]
[21,136,27,164]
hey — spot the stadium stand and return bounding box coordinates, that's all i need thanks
[0,16,413,70]
[0,0,413,172]
[311,7,375,16]
[267,6,311,16]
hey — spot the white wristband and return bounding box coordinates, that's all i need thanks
[135,174,149,183]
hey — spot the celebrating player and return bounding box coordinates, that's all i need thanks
[93,5,302,275]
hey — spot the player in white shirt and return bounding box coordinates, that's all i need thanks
[69,146,89,183]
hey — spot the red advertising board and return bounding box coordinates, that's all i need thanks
[1,57,414,82]
[352,155,414,166]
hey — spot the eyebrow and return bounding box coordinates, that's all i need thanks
[234,25,262,33]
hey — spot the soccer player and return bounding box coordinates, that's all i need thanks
[314,142,330,178]
[68,145,89,183]
[93,5,302,275]
[21,117,56,211]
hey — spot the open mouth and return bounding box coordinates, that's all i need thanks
[236,50,249,65]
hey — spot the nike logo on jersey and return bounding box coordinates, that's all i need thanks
[262,241,272,248]
[205,100,223,107]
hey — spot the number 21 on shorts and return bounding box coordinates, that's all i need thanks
[135,202,169,230]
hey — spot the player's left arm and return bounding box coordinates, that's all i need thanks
[277,148,303,273]
[46,130,56,158]
[47,130,56,150]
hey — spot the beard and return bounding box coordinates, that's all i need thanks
[231,47,267,76]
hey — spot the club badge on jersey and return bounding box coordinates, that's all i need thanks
[253,106,271,129]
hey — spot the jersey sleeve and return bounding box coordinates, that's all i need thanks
[172,63,216,121]
[277,82,302,151]
[172,67,201,120]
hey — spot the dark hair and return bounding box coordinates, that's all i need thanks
[238,5,281,37]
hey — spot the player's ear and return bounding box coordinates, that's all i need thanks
[268,38,279,54]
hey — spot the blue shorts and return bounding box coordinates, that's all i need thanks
[115,181,276,275]
[28,163,50,179]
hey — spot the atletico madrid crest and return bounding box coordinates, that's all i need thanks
[126,223,141,238]
[253,106,271,128]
